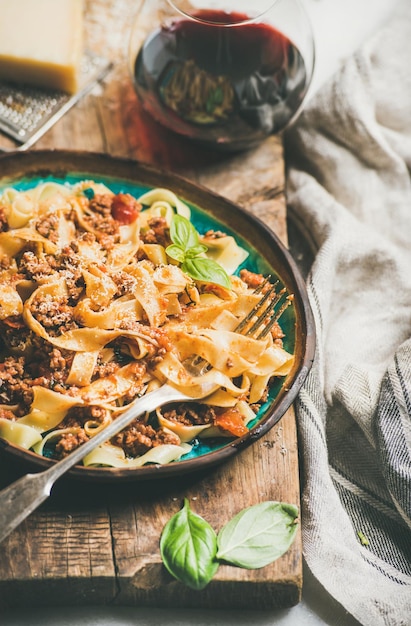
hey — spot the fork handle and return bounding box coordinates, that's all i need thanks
[0,384,185,544]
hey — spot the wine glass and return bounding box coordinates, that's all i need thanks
[129,0,315,151]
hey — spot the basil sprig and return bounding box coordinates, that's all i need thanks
[160,499,299,589]
[166,214,231,289]
[160,498,219,590]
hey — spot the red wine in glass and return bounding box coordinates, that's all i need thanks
[133,9,309,151]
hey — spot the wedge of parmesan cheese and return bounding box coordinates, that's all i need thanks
[0,0,84,94]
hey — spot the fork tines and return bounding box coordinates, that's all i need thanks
[236,277,293,340]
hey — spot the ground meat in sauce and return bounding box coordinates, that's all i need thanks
[92,359,121,379]
[0,355,24,377]
[0,338,75,407]
[202,229,226,239]
[58,245,81,270]
[29,347,72,384]
[82,194,121,240]
[62,405,107,430]
[49,348,68,372]
[162,402,216,426]
[84,349,146,387]
[271,321,285,343]
[83,213,120,239]
[140,216,169,246]
[29,293,78,334]
[0,356,26,405]
[19,250,55,280]
[35,214,60,242]
[88,193,113,215]
[112,271,136,296]
[239,268,265,289]
[70,231,96,249]
[111,420,179,458]
[52,406,111,459]
[53,429,89,459]
[0,407,16,420]
[98,234,116,251]
[85,192,141,239]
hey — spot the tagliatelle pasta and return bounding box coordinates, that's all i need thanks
[0,179,294,469]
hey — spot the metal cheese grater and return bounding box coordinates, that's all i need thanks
[0,52,112,151]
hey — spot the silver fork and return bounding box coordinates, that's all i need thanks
[0,278,291,543]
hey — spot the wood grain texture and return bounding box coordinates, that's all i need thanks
[0,0,301,610]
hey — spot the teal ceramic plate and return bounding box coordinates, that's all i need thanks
[0,150,315,481]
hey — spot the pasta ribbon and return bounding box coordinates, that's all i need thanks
[138,188,191,224]
[169,328,267,377]
[18,387,83,432]
[79,363,146,405]
[200,233,249,275]
[0,282,23,319]
[83,442,192,468]
[0,418,43,449]
[74,295,143,330]
[126,262,168,327]
[66,351,100,387]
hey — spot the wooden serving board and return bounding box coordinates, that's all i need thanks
[0,0,302,610]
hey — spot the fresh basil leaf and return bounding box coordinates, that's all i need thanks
[170,214,199,250]
[160,498,219,590]
[216,501,299,569]
[182,257,231,289]
[165,243,186,263]
[185,244,208,259]
[167,214,232,289]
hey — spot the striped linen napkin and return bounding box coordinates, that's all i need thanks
[284,0,411,623]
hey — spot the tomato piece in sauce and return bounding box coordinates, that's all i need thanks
[214,407,248,437]
[111,193,142,224]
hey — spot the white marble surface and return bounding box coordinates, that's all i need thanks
[0,1,396,624]
[1,560,362,626]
